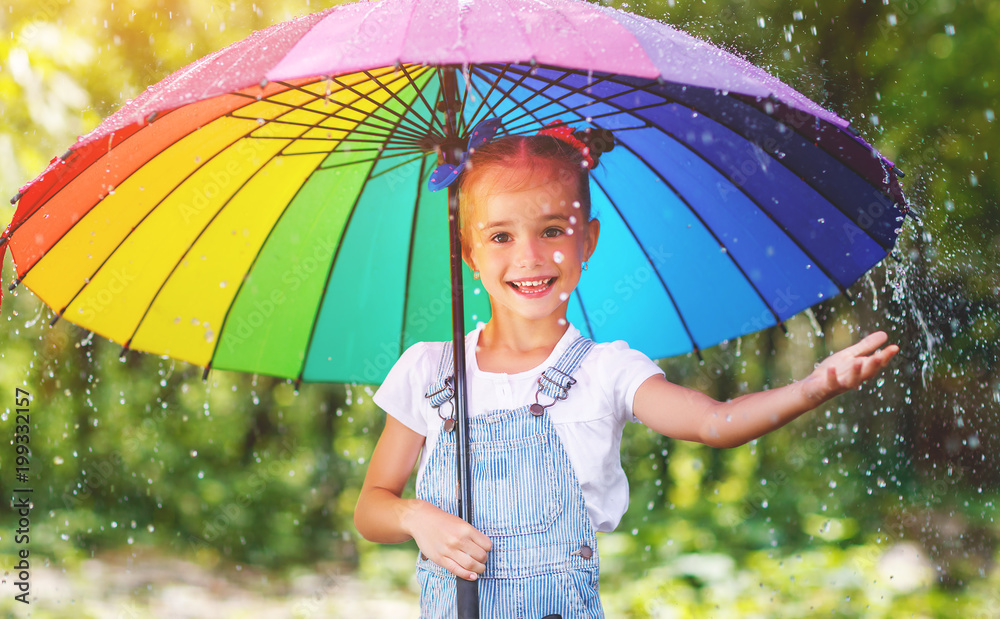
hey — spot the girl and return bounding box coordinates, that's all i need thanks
[354,121,898,618]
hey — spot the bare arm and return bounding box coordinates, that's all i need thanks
[633,331,899,448]
[354,416,492,579]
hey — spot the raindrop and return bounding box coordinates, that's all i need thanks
[553,251,565,263]
[887,14,897,26]
[944,24,955,36]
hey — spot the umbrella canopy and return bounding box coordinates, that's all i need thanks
[2,0,909,386]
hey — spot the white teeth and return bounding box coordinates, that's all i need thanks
[511,278,553,290]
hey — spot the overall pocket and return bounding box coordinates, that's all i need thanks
[469,431,562,537]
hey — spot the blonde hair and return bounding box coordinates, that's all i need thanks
[457,129,614,247]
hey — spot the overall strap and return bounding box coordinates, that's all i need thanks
[531,336,594,416]
[424,341,455,410]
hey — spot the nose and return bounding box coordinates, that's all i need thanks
[515,237,545,269]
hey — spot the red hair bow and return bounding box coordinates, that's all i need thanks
[536,120,595,169]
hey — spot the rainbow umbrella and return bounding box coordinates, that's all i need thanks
[2,1,909,614]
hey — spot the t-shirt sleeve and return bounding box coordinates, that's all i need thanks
[372,342,437,437]
[594,340,665,424]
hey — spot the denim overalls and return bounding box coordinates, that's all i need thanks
[415,336,604,619]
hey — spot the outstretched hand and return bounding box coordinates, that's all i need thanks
[798,331,899,405]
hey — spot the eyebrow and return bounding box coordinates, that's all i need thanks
[482,214,572,230]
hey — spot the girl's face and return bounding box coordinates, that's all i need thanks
[462,170,599,326]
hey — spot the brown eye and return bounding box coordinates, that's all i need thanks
[491,232,511,243]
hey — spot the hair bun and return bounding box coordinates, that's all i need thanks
[574,127,615,168]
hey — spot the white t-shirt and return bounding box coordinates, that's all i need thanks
[373,323,665,533]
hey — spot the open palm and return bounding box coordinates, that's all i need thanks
[800,331,899,404]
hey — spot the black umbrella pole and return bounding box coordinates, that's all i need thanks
[447,169,479,617]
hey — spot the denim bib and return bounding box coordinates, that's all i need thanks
[416,336,604,618]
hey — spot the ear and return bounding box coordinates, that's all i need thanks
[461,230,478,272]
[583,218,600,261]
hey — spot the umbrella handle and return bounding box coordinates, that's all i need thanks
[457,579,480,616]
[443,66,480,619]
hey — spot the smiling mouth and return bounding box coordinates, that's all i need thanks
[508,277,556,295]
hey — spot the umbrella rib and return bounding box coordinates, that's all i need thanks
[588,174,703,356]
[266,79,431,144]
[399,155,429,359]
[227,113,427,150]
[455,65,477,135]
[464,65,537,131]
[474,65,652,135]
[619,124,851,299]
[480,68,851,300]
[369,153,431,180]
[29,83,357,337]
[475,65,621,132]
[390,66,448,136]
[602,141,788,328]
[325,74,437,140]
[362,67,442,137]
[243,131,425,151]
[463,62,514,131]
[480,65,897,251]
[475,66,582,131]
[293,104,420,385]
[571,291,597,343]
[122,143,298,359]
[267,75,430,143]
[494,70,821,331]
[314,151,425,169]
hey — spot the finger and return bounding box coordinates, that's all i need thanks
[462,542,489,566]
[470,530,493,552]
[826,364,840,390]
[862,345,898,377]
[451,541,488,574]
[846,358,863,387]
[440,556,481,581]
[879,345,900,364]
[849,331,890,357]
